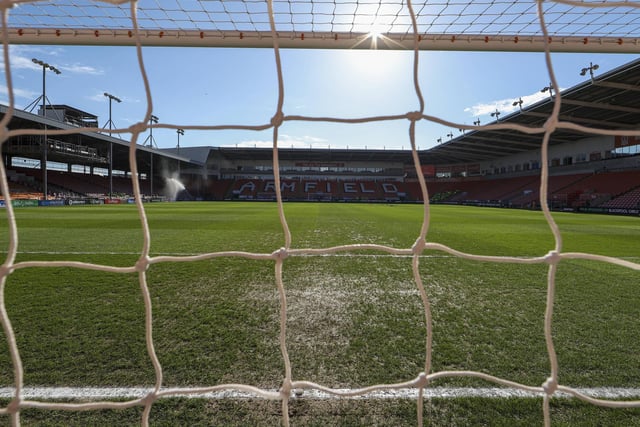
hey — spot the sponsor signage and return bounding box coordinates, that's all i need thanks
[237,180,400,195]
[13,200,39,207]
[614,135,640,148]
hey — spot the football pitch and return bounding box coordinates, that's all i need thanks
[0,202,639,425]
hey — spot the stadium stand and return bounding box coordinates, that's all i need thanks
[177,168,638,209]
[509,173,591,209]
[7,157,640,214]
[1,57,640,214]
[602,187,640,209]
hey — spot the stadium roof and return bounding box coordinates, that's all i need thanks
[0,105,194,177]
[211,146,415,164]
[424,57,640,165]
[2,58,640,172]
[207,58,640,167]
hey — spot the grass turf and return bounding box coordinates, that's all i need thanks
[0,202,638,424]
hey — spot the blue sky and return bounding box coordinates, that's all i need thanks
[1,43,635,151]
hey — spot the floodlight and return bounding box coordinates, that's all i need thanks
[104,92,121,103]
[580,62,599,79]
[541,84,554,99]
[512,97,523,110]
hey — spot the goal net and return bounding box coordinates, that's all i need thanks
[0,1,640,426]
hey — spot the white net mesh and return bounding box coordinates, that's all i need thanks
[0,0,640,426]
[6,0,640,50]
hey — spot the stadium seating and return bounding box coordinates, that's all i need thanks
[601,187,640,209]
[6,164,640,213]
[7,166,154,199]
[507,173,590,208]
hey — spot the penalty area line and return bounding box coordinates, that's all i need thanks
[1,387,640,400]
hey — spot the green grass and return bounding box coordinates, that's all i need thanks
[11,398,640,426]
[0,202,639,425]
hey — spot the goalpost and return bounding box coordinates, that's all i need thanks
[0,1,639,426]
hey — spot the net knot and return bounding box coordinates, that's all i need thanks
[542,377,558,395]
[406,111,423,122]
[272,247,289,260]
[544,115,558,133]
[280,379,292,399]
[143,390,158,405]
[0,264,13,277]
[6,397,20,414]
[412,237,426,253]
[129,121,148,136]
[135,256,150,272]
[545,250,561,264]
[417,371,429,388]
[271,111,284,127]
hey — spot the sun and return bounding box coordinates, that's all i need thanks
[367,24,387,49]
[368,26,384,40]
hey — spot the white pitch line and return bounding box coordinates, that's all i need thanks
[1,387,640,400]
[0,251,461,258]
[5,251,640,261]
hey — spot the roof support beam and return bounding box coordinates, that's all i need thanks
[592,81,640,93]
[461,134,543,148]
[560,98,640,114]
[434,144,517,157]
[556,113,638,129]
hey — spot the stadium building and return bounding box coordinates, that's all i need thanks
[2,58,640,214]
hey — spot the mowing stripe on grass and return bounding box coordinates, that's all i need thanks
[1,387,640,400]
[6,251,640,261]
